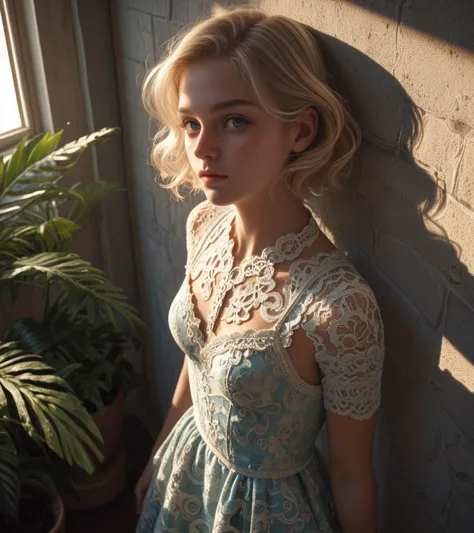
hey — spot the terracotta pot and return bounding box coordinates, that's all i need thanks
[63,448,126,510]
[21,478,65,533]
[63,385,126,509]
[69,384,125,479]
[91,384,125,468]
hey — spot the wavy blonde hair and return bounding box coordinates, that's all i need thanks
[142,4,361,201]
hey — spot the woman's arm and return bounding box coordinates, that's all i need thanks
[326,411,379,533]
[301,272,385,532]
[135,356,192,513]
[148,356,193,461]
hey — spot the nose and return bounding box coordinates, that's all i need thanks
[192,127,219,160]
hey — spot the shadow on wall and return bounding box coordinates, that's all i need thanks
[306,28,474,533]
[347,0,474,53]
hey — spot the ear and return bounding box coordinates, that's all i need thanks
[291,107,319,154]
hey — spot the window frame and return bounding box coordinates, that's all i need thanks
[0,0,43,154]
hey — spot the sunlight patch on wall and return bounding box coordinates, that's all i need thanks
[439,337,474,393]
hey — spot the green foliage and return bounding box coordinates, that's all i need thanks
[0,431,20,518]
[3,252,144,329]
[8,295,141,412]
[0,127,143,329]
[0,343,103,468]
[0,128,118,226]
[0,127,146,521]
[0,343,104,519]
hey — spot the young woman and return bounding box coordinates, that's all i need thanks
[135,5,384,533]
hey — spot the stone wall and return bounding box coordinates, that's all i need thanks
[112,1,474,531]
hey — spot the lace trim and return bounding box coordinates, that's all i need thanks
[260,216,318,262]
[193,413,315,479]
[194,327,322,399]
[188,206,320,340]
[272,336,322,398]
[199,329,276,366]
[187,203,233,275]
[191,225,234,301]
[184,283,204,347]
[217,258,282,326]
[185,249,347,353]
[216,218,319,327]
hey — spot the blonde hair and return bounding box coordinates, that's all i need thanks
[142,4,361,201]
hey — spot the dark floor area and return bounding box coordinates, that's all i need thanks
[65,415,154,533]
[65,476,138,533]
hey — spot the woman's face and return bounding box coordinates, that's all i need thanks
[177,58,293,206]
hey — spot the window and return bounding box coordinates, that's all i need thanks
[0,0,40,153]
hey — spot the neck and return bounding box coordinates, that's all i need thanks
[231,181,311,261]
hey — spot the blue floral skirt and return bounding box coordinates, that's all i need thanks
[136,408,340,532]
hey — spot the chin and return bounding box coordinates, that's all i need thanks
[203,190,236,207]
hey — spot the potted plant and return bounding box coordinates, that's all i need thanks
[0,430,65,533]
[0,128,146,508]
[9,300,143,508]
[0,342,104,533]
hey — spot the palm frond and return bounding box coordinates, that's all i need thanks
[0,225,37,257]
[36,218,81,252]
[0,430,20,518]
[7,301,141,412]
[1,253,145,329]
[0,218,80,260]
[0,342,103,474]
[0,128,118,225]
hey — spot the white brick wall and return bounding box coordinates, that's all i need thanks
[456,132,474,209]
[413,113,464,191]
[396,15,474,129]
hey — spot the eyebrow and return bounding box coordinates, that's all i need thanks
[177,99,258,114]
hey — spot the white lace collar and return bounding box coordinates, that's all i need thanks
[225,205,319,263]
[189,205,320,339]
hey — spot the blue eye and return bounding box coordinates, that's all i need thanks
[226,116,248,129]
[180,116,249,134]
[182,120,200,132]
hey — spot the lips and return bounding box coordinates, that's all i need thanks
[198,170,227,178]
[201,176,227,185]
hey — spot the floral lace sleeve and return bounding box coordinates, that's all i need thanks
[301,266,385,420]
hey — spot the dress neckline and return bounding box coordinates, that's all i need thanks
[225,205,319,265]
[187,203,325,347]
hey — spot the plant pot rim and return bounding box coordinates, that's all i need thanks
[21,478,65,533]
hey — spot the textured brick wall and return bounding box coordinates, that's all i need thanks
[113,1,474,531]
[113,0,202,420]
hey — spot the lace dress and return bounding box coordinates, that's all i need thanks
[136,200,384,533]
